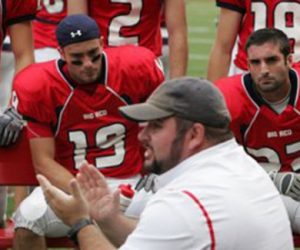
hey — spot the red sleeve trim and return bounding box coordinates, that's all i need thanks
[182,190,216,250]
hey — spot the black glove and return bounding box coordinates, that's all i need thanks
[269,170,300,201]
[0,107,23,146]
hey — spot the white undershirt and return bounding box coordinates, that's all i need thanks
[264,96,290,114]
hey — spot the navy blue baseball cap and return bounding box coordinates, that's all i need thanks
[56,14,100,47]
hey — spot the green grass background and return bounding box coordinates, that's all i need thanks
[187,0,217,77]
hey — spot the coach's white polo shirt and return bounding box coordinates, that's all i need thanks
[120,139,293,250]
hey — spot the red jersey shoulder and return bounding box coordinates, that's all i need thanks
[104,46,164,102]
[13,60,72,124]
[216,74,252,117]
[5,0,37,26]
[105,45,158,68]
[13,61,57,96]
[216,74,259,141]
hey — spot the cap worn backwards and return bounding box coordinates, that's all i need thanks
[119,77,231,129]
[56,14,100,48]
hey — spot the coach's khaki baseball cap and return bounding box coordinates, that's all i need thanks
[119,77,231,129]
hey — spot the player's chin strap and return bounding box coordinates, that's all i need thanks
[135,174,158,193]
[269,170,300,201]
[0,107,24,147]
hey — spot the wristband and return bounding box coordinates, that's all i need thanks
[67,218,93,246]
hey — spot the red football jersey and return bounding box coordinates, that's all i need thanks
[216,69,300,172]
[1,0,37,48]
[33,0,67,48]
[88,0,162,56]
[217,0,300,70]
[12,46,164,177]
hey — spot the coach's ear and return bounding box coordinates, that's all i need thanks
[185,123,205,153]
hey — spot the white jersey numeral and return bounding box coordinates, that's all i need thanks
[247,141,300,172]
[69,131,87,169]
[251,2,300,59]
[42,0,64,14]
[108,0,142,46]
[251,2,267,29]
[68,124,126,169]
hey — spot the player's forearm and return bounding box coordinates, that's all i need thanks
[10,22,35,73]
[30,137,74,193]
[165,0,188,78]
[67,0,88,15]
[207,46,231,82]
[168,33,188,78]
[97,213,137,247]
[34,158,74,194]
[207,8,241,82]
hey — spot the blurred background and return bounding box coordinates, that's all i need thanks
[187,0,217,77]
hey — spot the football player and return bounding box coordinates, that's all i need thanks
[216,28,300,233]
[12,14,164,250]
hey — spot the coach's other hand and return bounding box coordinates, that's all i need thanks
[0,107,23,146]
[77,162,121,223]
[269,171,300,201]
[37,174,90,226]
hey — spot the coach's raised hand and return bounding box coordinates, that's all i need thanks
[76,162,121,223]
[37,174,90,226]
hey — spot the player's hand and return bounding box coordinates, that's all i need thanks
[0,107,23,146]
[269,171,300,201]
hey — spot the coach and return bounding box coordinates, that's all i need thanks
[38,77,293,250]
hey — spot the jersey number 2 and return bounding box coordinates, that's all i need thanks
[108,0,142,46]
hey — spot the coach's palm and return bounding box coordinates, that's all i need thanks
[76,162,120,223]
